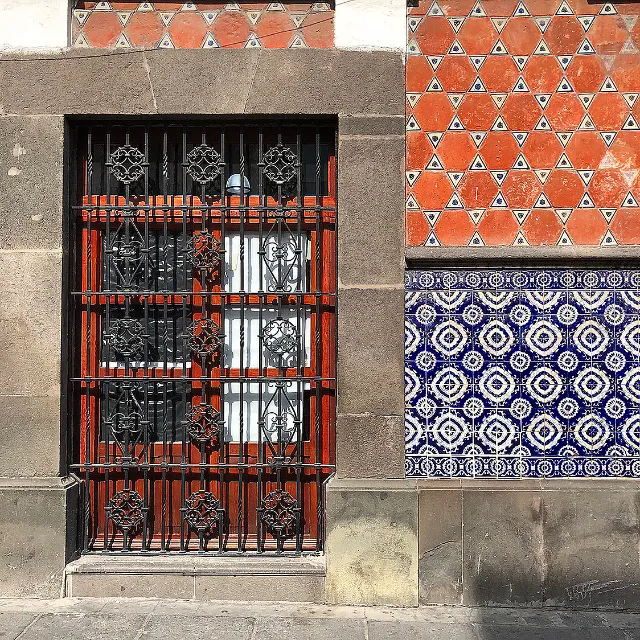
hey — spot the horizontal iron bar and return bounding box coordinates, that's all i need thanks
[71,291,336,297]
[70,463,336,470]
[71,376,336,382]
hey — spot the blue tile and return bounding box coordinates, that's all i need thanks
[405,269,640,478]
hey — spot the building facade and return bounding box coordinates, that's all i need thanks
[1,0,640,609]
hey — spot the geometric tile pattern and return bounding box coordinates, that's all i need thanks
[406,269,640,477]
[73,2,333,49]
[406,0,640,246]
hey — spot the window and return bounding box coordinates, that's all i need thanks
[69,121,336,552]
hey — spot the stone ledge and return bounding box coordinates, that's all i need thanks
[415,478,640,491]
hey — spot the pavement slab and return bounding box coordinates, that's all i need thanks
[0,599,639,640]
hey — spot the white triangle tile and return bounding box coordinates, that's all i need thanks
[425,231,442,246]
[556,153,573,168]
[289,34,308,48]
[513,77,530,92]
[468,209,485,224]
[533,39,551,55]
[95,1,113,10]
[73,10,91,26]
[470,131,487,148]
[556,132,573,147]
[491,93,508,109]
[513,1,530,16]
[557,77,574,92]
[427,56,443,71]
[600,131,617,147]
[491,170,509,186]
[425,210,441,226]
[468,231,486,246]
[621,191,639,207]
[491,17,508,33]
[556,0,574,15]
[599,3,617,15]
[116,10,132,26]
[114,33,131,48]
[534,192,551,208]
[534,93,551,108]
[578,93,595,108]
[247,11,262,25]
[408,16,423,32]
[428,1,445,16]
[600,151,618,168]
[577,38,596,54]
[159,12,175,26]
[427,77,444,92]
[245,33,262,48]
[407,39,422,55]
[578,192,595,208]
[448,94,465,108]
[470,1,487,17]
[534,116,552,131]
[557,230,573,245]
[557,55,573,70]
[513,230,530,245]
[449,40,466,55]
[622,16,638,30]
[181,2,198,10]
[470,55,486,70]
[470,154,488,170]
[490,39,509,55]
[512,153,530,169]
[407,93,422,108]
[578,114,596,130]
[491,116,508,131]
[225,2,242,9]
[601,54,616,71]
[428,132,444,147]
[624,169,639,186]
[406,116,421,132]
[514,56,528,71]
[578,170,595,186]
[534,17,551,32]
[622,114,640,130]
[267,2,286,10]
[622,93,639,108]
[448,115,466,131]
[448,171,465,187]
[600,208,617,223]
[202,33,220,48]
[601,229,618,246]
[600,76,618,92]
[426,154,444,170]
[512,132,529,146]
[157,33,175,48]
[137,2,154,11]
[534,169,551,184]
[512,209,530,224]
[406,194,420,210]
[448,17,466,33]
[445,193,465,209]
[577,15,595,31]
[621,38,637,54]
[555,209,573,223]
[73,33,90,48]
[406,171,422,187]
[491,191,509,208]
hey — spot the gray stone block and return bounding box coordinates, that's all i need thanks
[0,251,61,397]
[253,617,365,640]
[368,622,478,640]
[462,490,546,606]
[543,490,640,610]
[196,575,325,603]
[418,489,463,605]
[325,479,418,606]
[0,395,61,476]
[339,115,405,137]
[0,479,78,598]
[337,288,404,416]
[338,134,404,287]
[19,613,146,640]
[336,415,404,479]
[0,117,64,250]
[142,616,254,640]
[0,50,403,117]
[0,612,38,639]
[67,573,194,599]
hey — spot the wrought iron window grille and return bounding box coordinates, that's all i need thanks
[68,121,337,554]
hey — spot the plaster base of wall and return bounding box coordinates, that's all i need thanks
[419,479,640,610]
[0,477,79,598]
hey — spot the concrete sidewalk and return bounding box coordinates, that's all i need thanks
[1,598,639,640]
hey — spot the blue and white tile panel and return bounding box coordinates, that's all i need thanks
[405,269,640,478]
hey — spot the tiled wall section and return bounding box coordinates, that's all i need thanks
[406,0,640,246]
[405,269,640,478]
[72,2,333,49]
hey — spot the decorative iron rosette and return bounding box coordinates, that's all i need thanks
[108,145,146,184]
[262,318,298,356]
[260,489,299,538]
[186,231,222,269]
[263,143,297,184]
[186,318,222,357]
[108,489,145,532]
[104,318,145,358]
[186,144,222,184]
[184,490,222,534]
[186,404,223,445]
